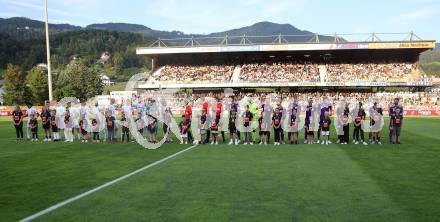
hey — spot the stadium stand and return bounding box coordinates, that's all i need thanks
[148,62,418,84]
[158,64,234,83]
[239,62,320,83]
[325,63,413,82]
[135,34,435,93]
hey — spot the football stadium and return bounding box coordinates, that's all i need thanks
[1,1,440,222]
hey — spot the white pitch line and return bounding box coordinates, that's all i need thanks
[19,144,198,222]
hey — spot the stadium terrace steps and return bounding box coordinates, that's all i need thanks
[232,65,242,83]
[319,65,327,83]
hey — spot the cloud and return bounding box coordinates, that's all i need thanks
[0,0,71,16]
[392,6,439,25]
[144,0,307,34]
[0,12,19,18]
[237,0,262,6]
[264,1,291,16]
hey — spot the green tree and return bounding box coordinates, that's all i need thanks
[56,60,103,100]
[3,64,28,105]
[27,66,49,105]
[0,68,5,79]
[421,62,440,76]
[1,29,153,81]
[112,52,124,72]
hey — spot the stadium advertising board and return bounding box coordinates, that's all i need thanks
[407,81,432,86]
[369,41,435,49]
[137,41,435,55]
[287,44,336,51]
[327,82,346,86]
[260,45,289,51]
[137,81,421,89]
[110,91,137,104]
[367,82,391,86]
[220,45,261,52]
[336,43,369,50]
[95,95,112,106]
[298,82,317,86]
[349,82,367,86]
[136,46,221,54]
[397,42,436,48]
[346,81,394,86]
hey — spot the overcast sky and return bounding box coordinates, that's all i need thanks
[0,0,438,41]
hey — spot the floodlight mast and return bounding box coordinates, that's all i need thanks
[44,0,53,101]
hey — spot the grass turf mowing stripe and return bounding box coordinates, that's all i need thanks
[1,117,439,221]
[339,129,440,221]
[18,144,198,222]
[330,143,412,221]
[35,144,412,222]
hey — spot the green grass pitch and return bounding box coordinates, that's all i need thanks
[1,117,440,221]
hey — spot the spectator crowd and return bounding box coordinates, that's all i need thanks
[325,63,413,82]
[158,65,234,83]
[240,62,320,83]
[152,62,419,84]
[139,91,440,111]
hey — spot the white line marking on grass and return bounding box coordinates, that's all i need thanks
[19,144,198,222]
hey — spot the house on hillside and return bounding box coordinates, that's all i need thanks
[97,52,111,64]
[100,74,115,86]
[71,54,81,61]
[38,63,48,71]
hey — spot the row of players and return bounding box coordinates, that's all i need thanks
[178,98,404,145]
[12,106,118,143]
[11,97,404,145]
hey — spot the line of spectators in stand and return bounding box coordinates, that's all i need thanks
[375,92,440,109]
[239,62,320,83]
[155,62,420,84]
[325,63,413,82]
[158,64,234,83]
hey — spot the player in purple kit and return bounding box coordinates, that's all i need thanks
[230,97,240,143]
[318,97,332,144]
[287,101,300,144]
[304,100,313,144]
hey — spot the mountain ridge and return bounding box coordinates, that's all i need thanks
[0,17,334,42]
[0,17,81,40]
